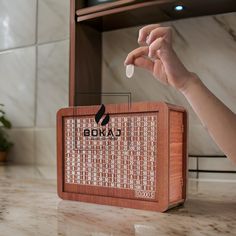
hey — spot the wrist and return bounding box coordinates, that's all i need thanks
[180,72,202,96]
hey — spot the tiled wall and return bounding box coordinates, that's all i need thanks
[0,0,70,169]
[0,0,235,180]
[189,156,236,181]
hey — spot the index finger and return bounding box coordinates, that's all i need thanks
[124,46,149,65]
[138,24,160,44]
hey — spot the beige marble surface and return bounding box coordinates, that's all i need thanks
[0,165,235,236]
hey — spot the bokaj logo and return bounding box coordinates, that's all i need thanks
[83,104,121,139]
[95,104,110,126]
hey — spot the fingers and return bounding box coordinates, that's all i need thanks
[124,46,154,71]
[138,25,172,46]
[125,25,173,73]
[146,27,172,45]
[137,25,172,60]
[148,38,163,58]
[138,24,160,44]
[134,57,154,71]
[124,46,149,65]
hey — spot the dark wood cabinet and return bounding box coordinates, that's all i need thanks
[69,0,236,106]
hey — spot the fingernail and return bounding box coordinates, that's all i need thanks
[138,39,142,44]
[146,35,151,44]
[124,59,129,65]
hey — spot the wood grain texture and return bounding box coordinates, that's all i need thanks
[76,0,174,21]
[69,0,102,106]
[69,0,76,106]
[169,111,184,204]
[57,101,188,212]
[74,0,236,31]
[74,23,102,105]
[77,0,136,16]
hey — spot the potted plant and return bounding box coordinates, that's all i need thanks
[0,104,13,162]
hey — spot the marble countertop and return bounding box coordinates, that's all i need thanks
[0,165,236,236]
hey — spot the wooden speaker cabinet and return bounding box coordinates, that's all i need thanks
[57,102,188,212]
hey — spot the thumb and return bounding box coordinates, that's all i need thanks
[133,57,154,72]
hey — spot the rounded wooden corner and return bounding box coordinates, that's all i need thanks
[158,101,170,113]
[167,200,185,212]
[157,202,170,212]
[57,108,67,118]
[57,188,64,200]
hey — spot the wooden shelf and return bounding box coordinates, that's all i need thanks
[75,0,236,32]
[77,0,136,16]
[76,0,174,19]
[76,0,175,31]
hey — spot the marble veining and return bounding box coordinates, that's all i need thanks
[35,128,56,166]
[0,165,236,235]
[0,0,37,51]
[36,40,69,128]
[7,128,35,165]
[0,0,70,166]
[37,0,70,43]
[0,46,36,127]
[102,12,236,156]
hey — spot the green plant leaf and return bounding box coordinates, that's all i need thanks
[0,105,6,116]
[0,116,12,129]
[0,110,5,115]
[0,105,13,151]
[0,130,13,151]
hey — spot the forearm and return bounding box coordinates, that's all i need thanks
[181,74,236,163]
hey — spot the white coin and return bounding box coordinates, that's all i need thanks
[126,64,134,78]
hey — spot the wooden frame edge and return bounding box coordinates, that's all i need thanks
[56,102,186,212]
[69,0,76,106]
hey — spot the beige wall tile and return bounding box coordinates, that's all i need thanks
[36,40,69,127]
[189,157,197,170]
[0,46,36,127]
[35,128,56,166]
[37,0,70,43]
[0,0,36,50]
[198,157,236,171]
[199,172,236,181]
[6,128,35,164]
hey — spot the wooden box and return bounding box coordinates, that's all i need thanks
[57,102,188,212]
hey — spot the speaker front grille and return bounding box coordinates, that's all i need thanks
[64,113,158,200]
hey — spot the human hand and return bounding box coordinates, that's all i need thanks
[124,24,196,92]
